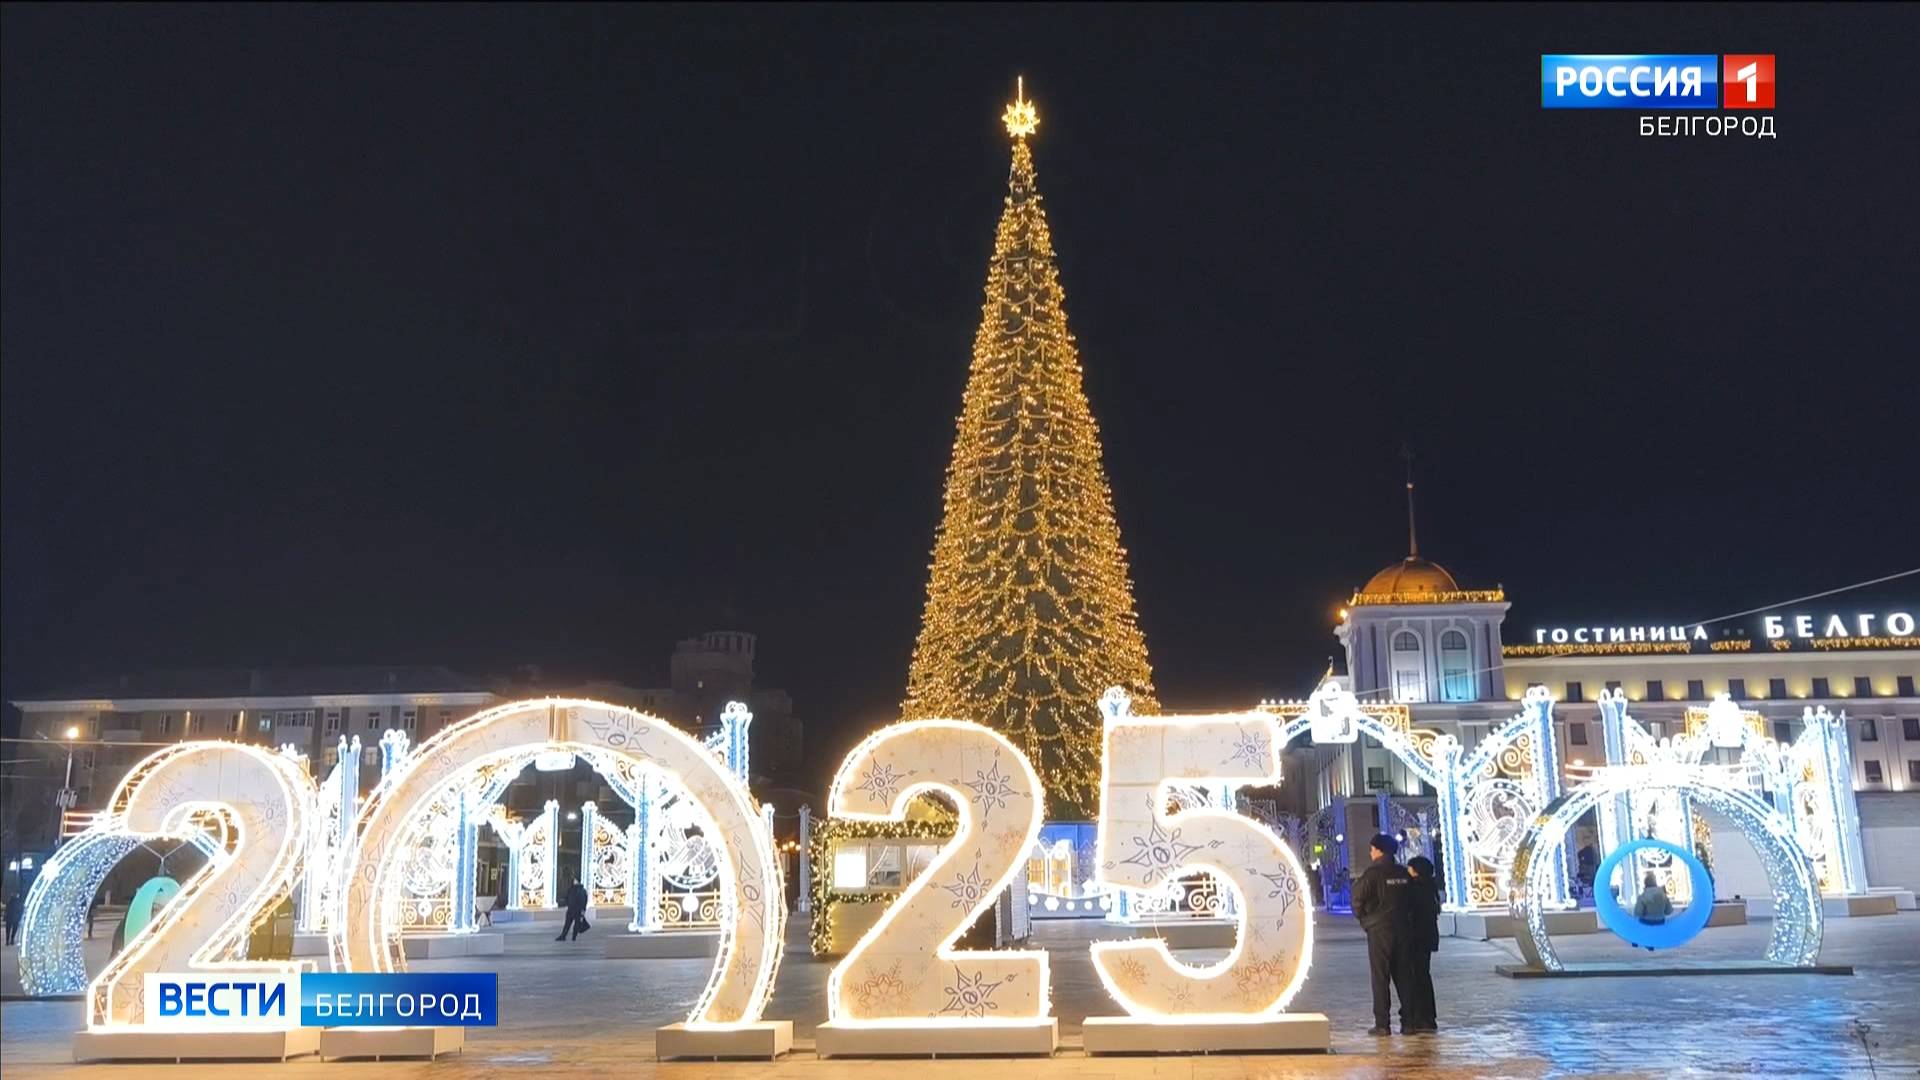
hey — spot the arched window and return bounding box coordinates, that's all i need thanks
[1440,629,1473,702]
[1389,630,1426,703]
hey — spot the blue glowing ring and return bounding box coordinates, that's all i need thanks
[1594,839,1714,950]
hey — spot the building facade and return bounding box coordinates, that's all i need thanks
[1309,548,1920,894]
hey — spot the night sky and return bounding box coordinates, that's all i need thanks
[4,6,1916,779]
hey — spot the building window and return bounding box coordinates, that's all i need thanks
[1773,721,1793,744]
[160,714,173,735]
[1605,680,1622,693]
[1864,760,1883,784]
[1565,681,1583,703]
[1904,718,1920,741]
[366,708,385,729]
[258,713,273,733]
[1856,677,1874,698]
[1728,678,1746,700]
[439,709,452,727]
[324,747,338,767]
[1901,676,1917,697]
[229,713,243,734]
[1686,679,1705,701]
[325,709,341,733]
[188,712,201,734]
[1769,678,1788,699]
[1439,630,1472,702]
[1811,677,1831,698]
[401,709,417,731]
[1646,680,1664,701]
[1569,723,1588,746]
[1366,766,1387,790]
[1390,630,1426,704]
[1860,719,1878,741]
[1909,760,1920,785]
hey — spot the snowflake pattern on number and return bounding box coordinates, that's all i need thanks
[1259,867,1302,921]
[1110,954,1149,989]
[855,761,911,804]
[939,856,992,909]
[965,754,1017,816]
[939,968,1014,1018]
[1232,953,1292,1006]
[574,707,649,750]
[851,960,917,1014]
[1120,820,1210,876]
[993,825,1028,853]
[1227,726,1271,771]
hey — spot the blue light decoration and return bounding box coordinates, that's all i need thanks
[1509,760,1822,972]
[1254,681,1569,914]
[1596,690,1869,902]
[1592,839,1714,950]
[21,742,233,997]
[122,876,183,945]
[18,833,142,995]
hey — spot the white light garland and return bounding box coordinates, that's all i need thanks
[825,718,1050,1027]
[329,698,783,1029]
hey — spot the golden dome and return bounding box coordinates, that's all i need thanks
[1358,556,1460,598]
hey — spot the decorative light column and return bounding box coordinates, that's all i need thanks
[538,799,560,908]
[1524,689,1571,906]
[450,786,480,933]
[797,805,813,915]
[298,734,362,933]
[580,801,599,909]
[1597,692,1643,907]
[1812,707,1868,895]
[628,772,659,931]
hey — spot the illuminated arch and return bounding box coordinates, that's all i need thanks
[18,744,227,996]
[330,699,782,1026]
[1508,763,1822,971]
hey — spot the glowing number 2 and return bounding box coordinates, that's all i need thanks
[827,721,1047,1023]
[1091,706,1313,1018]
[87,743,314,1029]
[1736,62,1759,103]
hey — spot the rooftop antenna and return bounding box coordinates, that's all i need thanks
[1401,443,1419,559]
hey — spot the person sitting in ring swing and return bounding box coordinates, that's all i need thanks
[1633,871,1672,949]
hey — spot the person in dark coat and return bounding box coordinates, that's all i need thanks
[1402,855,1442,1032]
[3,892,21,946]
[1350,833,1411,1035]
[556,877,591,942]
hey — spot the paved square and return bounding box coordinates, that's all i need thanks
[3,912,1914,1077]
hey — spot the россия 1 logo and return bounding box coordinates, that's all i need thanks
[1540,54,1778,112]
[1541,55,1723,108]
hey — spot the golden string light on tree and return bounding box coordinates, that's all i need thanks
[902,80,1157,817]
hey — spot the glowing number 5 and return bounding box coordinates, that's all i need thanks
[1092,696,1312,1018]
[87,743,314,1029]
[827,720,1047,1023]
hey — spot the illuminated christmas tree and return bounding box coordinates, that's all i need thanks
[903,81,1158,817]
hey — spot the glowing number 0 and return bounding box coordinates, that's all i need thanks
[332,699,783,1027]
[827,720,1048,1024]
[1092,699,1313,1018]
[87,743,315,1029]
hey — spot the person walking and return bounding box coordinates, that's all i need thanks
[1402,855,1442,1033]
[1351,833,1412,1036]
[556,877,591,942]
[4,892,21,946]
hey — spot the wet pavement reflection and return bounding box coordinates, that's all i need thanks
[3,910,1914,1077]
